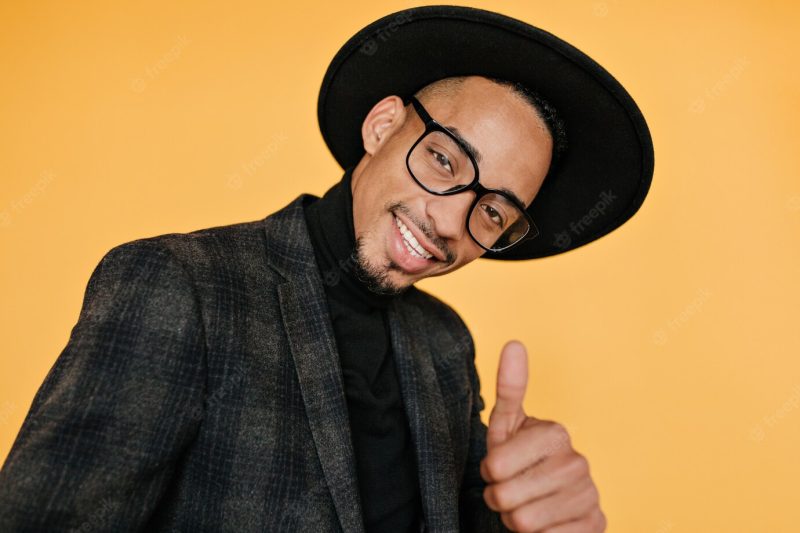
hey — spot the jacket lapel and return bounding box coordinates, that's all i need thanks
[264,194,365,533]
[389,298,460,532]
[263,194,460,532]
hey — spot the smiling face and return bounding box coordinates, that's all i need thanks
[348,75,554,295]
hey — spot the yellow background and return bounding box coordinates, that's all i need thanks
[1,1,798,531]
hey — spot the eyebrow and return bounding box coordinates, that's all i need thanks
[445,126,483,165]
[497,187,527,208]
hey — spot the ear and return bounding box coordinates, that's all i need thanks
[361,95,407,156]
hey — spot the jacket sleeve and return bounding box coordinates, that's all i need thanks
[0,239,207,532]
[458,336,513,533]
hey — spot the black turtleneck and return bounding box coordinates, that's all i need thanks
[303,166,423,533]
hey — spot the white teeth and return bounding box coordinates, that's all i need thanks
[405,241,424,258]
[394,215,433,259]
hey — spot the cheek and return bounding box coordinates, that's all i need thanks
[459,237,486,261]
[444,242,484,272]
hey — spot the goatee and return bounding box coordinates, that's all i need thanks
[351,236,409,296]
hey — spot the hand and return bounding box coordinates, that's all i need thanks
[479,340,606,532]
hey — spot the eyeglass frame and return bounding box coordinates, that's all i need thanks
[402,95,540,254]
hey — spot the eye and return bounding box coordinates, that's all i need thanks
[480,204,506,228]
[427,148,453,174]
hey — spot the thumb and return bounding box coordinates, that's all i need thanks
[487,340,529,450]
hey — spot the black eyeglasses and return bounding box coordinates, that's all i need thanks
[403,95,539,253]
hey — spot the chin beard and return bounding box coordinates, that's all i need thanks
[351,236,409,296]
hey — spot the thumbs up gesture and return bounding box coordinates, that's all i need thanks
[479,341,606,532]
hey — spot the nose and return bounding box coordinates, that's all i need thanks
[425,191,476,243]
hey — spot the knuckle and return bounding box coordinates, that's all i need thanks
[511,507,547,532]
[482,486,495,510]
[500,512,517,532]
[586,483,600,505]
[491,486,511,511]
[550,422,571,444]
[485,454,505,480]
[510,509,532,532]
[571,453,590,477]
[538,421,571,457]
[594,508,608,531]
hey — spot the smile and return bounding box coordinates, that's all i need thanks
[394,215,433,259]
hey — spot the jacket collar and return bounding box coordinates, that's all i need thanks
[263,194,459,532]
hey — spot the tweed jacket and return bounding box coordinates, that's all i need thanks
[0,193,508,532]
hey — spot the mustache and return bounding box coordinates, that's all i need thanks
[388,201,455,264]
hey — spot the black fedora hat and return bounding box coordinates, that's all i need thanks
[317,5,654,260]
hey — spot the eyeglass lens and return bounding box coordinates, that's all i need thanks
[407,130,530,251]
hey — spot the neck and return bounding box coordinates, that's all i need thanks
[303,166,398,310]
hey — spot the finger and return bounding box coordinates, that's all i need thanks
[499,476,599,533]
[541,507,607,533]
[483,451,587,512]
[483,420,575,483]
[487,340,529,449]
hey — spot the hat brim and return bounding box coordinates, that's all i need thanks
[317,5,654,260]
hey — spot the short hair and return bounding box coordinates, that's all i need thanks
[413,75,567,176]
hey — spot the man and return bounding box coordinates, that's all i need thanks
[0,6,653,533]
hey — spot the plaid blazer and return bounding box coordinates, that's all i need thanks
[0,194,508,532]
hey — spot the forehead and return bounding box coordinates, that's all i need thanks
[418,83,553,207]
